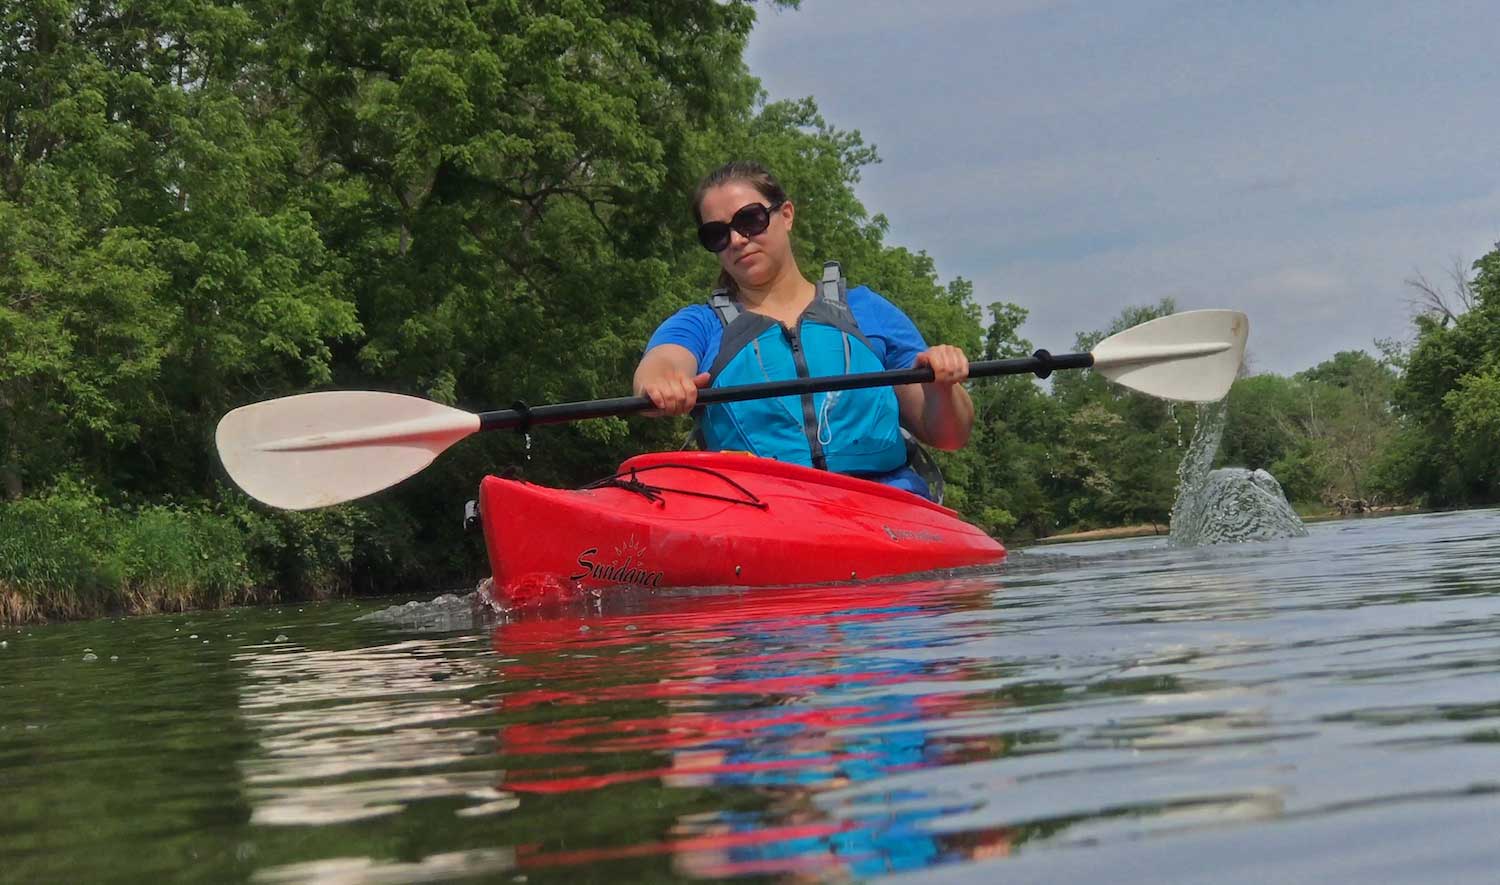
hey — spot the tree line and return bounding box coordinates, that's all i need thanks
[3,1,1496,621]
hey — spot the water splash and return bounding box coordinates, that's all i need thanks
[1170,400,1307,546]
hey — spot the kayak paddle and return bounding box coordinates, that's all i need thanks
[217,308,1247,510]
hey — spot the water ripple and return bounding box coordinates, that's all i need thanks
[8,509,1500,882]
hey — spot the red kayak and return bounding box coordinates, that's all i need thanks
[478,451,1005,602]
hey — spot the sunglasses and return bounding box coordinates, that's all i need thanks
[697,201,784,252]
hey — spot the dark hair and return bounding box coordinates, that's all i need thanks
[693,162,791,293]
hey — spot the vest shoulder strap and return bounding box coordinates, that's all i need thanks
[706,261,850,328]
[709,287,739,326]
[819,260,847,305]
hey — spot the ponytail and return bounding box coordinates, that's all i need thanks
[714,269,736,295]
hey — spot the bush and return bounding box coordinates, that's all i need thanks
[0,479,370,624]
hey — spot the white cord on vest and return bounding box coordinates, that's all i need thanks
[817,334,855,446]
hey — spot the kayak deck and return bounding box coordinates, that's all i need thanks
[478,451,1005,602]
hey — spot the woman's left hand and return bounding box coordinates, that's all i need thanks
[915,345,970,386]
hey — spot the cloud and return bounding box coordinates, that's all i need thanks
[1233,175,1298,196]
[745,0,1500,373]
[968,185,1500,369]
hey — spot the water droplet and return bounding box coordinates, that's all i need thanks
[578,625,591,633]
[274,634,289,642]
[189,634,198,639]
[202,640,210,644]
[82,653,98,662]
[110,656,119,662]
[0,641,7,648]
[625,624,638,631]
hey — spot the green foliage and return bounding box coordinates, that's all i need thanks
[0,480,257,621]
[1219,351,1398,507]
[0,476,399,622]
[1217,242,1500,513]
[945,302,1058,537]
[7,1,1488,621]
[0,0,789,609]
[1380,242,1500,505]
[1447,368,1500,447]
[1032,299,1187,531]
[1220,374,1300,469]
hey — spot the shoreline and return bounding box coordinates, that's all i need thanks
[1029,524,1168,545]
[0,504,1437,625]
[1029,504,1425,546]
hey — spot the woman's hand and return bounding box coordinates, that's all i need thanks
[898,344,975,451]
[914,345,970,386]
[635,344,710,416]
[641,370,711,416]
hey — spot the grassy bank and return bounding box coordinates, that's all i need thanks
[0,481,413,625]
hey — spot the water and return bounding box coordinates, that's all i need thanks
[1171,400,1308,546]
[4,510,1500,882]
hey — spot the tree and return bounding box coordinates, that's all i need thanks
[1042,299,1188,529]
[1404,254,1477,324]
[1219,374,1299,470]
[953,301,1060,536]
[1272,351,1397,506]
[0,2,362,500]
[4,0,1020,596]
[1383,243,1500,505]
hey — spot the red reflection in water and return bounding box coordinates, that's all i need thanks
[487,577,1020,877]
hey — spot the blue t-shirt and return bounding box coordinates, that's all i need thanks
[645,285,929,373]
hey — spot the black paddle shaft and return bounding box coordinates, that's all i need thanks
[477,350,1094,433]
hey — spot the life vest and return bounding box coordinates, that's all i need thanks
[697,262,910,478]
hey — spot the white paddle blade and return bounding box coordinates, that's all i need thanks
[1090,309,1248,402]
[215,391,480,510]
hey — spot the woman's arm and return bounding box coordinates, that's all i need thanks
[848,288,974,451]
[895,345,974,450]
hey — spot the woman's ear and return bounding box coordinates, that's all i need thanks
[781,199,795,231]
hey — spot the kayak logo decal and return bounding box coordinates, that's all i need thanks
[883,525,944,543]
[570,536,665,587]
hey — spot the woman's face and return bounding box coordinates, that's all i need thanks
[698,181,794,289]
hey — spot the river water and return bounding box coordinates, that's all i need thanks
[4,509,1500,882]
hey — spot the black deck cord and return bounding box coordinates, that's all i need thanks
[583,463,770,510]
[597,470,665,505]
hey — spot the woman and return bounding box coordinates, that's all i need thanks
[633,161,973,499]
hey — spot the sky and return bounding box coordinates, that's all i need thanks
[744,0,1500,374]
